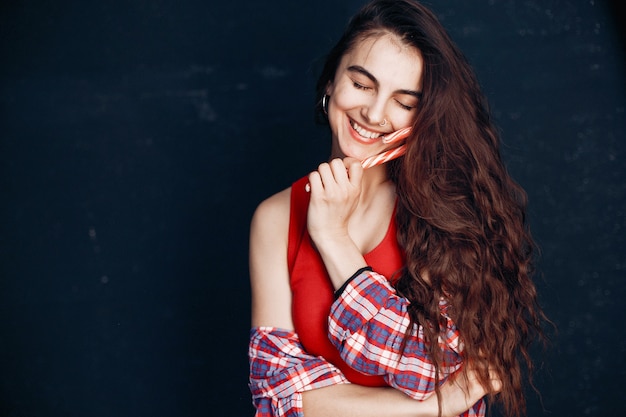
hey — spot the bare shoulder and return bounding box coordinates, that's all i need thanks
[249,186,293,329]
[250,187,291,239]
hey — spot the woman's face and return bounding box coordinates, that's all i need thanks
[326,33,423,161]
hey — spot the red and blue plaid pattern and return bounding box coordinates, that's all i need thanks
[328,270,485,415]
[249,270,486,416]
[249,326,348,417]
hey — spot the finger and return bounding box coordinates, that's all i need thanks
[308,171,323,194]
[344,158,363,188]
[487,367,503,393]
[329,158,349,185]
[464,363,501,395]
[316,162,334,189]
[342,157,360,170]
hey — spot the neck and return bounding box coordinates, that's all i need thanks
[359,164,395,205]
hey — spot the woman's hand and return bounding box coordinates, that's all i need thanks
[307,157,363,247]
[436,365,502,417]
[306,157,368,288]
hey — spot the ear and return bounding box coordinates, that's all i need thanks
[325,81,334,96]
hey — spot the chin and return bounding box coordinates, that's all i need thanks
[337,143,377,162]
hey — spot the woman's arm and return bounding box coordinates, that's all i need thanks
[249,185,488,416]
[250,190,352,416]
[306,158,369,283]
[249,326,349,416]
[249,325,484,417]
[305,159,494,406]
[249,188,294,330]
[303,369,490,417]
[328,269,464,398]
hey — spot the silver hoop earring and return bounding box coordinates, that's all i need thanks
[379,118,387,127]
[322,94,329,115]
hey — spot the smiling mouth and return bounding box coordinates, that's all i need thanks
[350,120,385,140]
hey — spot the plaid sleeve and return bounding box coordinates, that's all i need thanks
[249,326,349,417]
[328,270,466,401]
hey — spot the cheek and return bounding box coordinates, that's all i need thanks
[384,100,418,128]
[330,82,362,110]
[389,109,416,128]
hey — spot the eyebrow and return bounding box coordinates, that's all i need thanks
[347,65,423,98]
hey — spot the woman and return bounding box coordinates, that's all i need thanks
[249,1,546,416]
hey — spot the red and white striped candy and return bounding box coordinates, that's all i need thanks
[305,127,413,191]
[360,127,412,168]
[360,144,407,168]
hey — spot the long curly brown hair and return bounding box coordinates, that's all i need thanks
[315,1,548,415]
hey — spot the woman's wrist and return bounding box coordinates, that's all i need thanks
[333,266,372,299]
[313,234,368,289]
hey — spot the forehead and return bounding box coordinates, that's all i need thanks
[339,33,423,89]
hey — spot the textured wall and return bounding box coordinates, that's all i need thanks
[1,1,624,416]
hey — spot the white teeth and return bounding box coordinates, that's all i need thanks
[351,121,383,139]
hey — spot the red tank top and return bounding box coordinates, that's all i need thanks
[288,176,405,386]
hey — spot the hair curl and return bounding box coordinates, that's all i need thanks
[315,1,549,415]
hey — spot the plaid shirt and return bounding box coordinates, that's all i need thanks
[249,326,349,417]
[249,271,485,416]
[328,269,485,415]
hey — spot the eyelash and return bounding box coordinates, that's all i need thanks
[352,81,370,90]
[395,100,414,111]
[352,81,416,111]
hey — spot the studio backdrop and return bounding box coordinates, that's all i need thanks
[1,1,624,416]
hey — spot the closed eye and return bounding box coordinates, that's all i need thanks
[352,81,371,91]
[395,99,416,111]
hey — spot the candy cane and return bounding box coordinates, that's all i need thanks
[360,126,411,168]
[305,127,412,191]
[360,143,406,168]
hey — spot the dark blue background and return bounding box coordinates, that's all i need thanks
[1,1,624,416]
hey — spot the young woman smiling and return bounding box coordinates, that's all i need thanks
[249,1,547,416]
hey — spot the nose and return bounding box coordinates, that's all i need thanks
[361,94,387,127]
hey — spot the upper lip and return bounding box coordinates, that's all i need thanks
[350,119,388,138]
